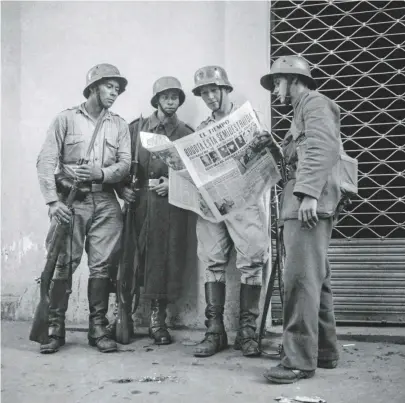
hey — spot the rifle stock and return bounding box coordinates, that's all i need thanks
[115,115,143,344]
[29,183,79,343]
[115,202,136,344]
[258,182,285,355]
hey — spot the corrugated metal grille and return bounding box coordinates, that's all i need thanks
[270,0,405,240]
[271,239,405,323]
[269,0,405,323]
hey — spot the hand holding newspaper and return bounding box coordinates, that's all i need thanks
[140,101,281,222]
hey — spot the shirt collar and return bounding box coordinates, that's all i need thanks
[76,103,112,121]
[292,89,310,110]
[148,111,179,137]
[210,102,237,122]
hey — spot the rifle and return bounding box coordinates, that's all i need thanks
[258,161,286,356]
[115,115,143,344]
[29,108,107,344]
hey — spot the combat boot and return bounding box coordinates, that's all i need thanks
[194,282,228,357]
[234,284,261,357]
[88,278,117,353]
[40,279,70,354]
[149,299,172,345]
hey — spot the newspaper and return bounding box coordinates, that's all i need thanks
[140,101,281,222]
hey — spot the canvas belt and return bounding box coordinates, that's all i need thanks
[86,182,115,193]
[142,179,161,189]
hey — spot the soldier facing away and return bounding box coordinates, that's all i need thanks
[116,76,193,345]
[191,65,282,358]
[260,56,341,383]
[36,63,131,354]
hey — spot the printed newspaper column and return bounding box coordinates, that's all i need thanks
[140,101,281,222]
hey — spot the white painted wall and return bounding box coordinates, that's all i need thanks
[1,1,271,330]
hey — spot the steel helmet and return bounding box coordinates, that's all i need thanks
[83,63,128,99]
[150,76,186,108]
[192,66,233,96]
[260,56,317,92]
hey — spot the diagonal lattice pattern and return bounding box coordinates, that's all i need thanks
[270,0,405,239]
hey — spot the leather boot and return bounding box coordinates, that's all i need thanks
[88,278,117,353]
[194,282,228,357]
[234,284,261,357]
[40,280,70,354]
[149,299,172,345]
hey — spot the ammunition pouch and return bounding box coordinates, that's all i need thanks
[55,173,90,201]
[339,151,358,198]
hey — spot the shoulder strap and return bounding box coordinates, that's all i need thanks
[133,115,143,165]
[130,115,143,182]
[83,108,108,162]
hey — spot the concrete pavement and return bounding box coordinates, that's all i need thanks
[1,321,405,403]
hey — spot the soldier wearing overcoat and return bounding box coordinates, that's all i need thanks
[119,77,193,345]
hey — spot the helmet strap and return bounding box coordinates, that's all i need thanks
[157,100,176,118]
[285,76,294,106]
[96,89,103,108]
[212,87,224,113]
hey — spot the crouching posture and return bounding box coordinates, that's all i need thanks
[116,77,193,345]
[36,64,131,354]
[260,56,340,383]
[191,66,280,358]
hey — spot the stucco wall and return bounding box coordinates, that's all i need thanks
[1,1,272,330]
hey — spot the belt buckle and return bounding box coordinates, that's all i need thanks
[91,183,103,192]
[147,179,160,188]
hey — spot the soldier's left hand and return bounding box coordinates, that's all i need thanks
[254,130,274,147]
[75,165,103,182]
[298,195,318,229]
[152,177,169,196]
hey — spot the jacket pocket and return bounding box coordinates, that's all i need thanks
[280,179,301,220]
[63,134,85,164]
[317,165,341,216]
[103,138,119,165]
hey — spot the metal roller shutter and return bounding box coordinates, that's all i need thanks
[269,0,405,323]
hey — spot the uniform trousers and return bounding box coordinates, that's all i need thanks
[196,201,269,285]
[48,191,123,280]
[281,218,339,371]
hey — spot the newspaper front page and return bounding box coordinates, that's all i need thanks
[140,101,281,222]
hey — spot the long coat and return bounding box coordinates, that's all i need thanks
[280,90,342,222]
[129,112,193,301]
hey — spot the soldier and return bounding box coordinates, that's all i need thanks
[119,76,193,345]
[36,63,131,354]
[260,56,340,383]
[191,65,281,358]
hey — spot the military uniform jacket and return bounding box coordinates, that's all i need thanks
[128,112,193,300]
[280,90,342,221]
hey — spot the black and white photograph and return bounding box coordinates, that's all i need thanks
[1,1,404,402]
[155,148,185,171]
[218,145,231,158]
[235,134,247,149]
[225,140,238,155]
[208,150,221,164]
[200,153,213,168]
